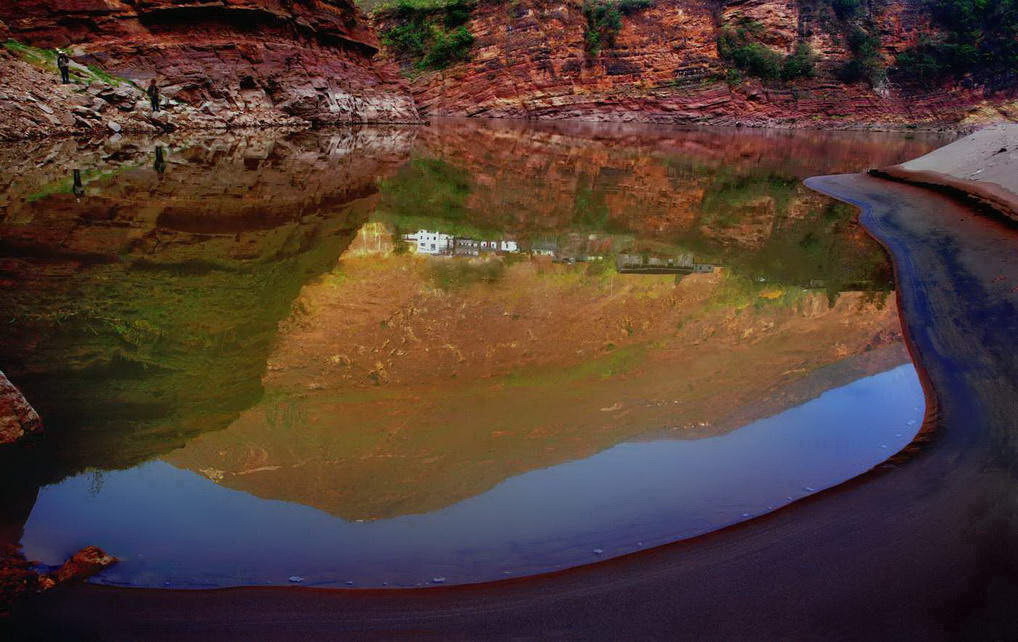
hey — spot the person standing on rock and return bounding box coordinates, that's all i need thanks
[147,79,161,112]
[71,169,85,200]
[154,146,167,175]
[56,51,70,84]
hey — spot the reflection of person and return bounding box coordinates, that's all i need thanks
[71,169,85,200]
[154,145,167,174]
[57,51,71,84]
[147,79,161,112]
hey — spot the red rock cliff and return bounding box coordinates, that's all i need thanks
[377,0,1017,128]
[0,0,420,126]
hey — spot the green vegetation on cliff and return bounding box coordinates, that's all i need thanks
[896,0,1018,85]
[582,0,653,55]
[809,0,885,85]
[716,22,815,81]
[378,0,476,70]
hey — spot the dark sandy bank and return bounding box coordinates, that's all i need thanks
[4,171,1018,639]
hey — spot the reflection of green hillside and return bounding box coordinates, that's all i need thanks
[0,131,414,493]
[572,177,614,231]
[686,199,892,296]
[373,152,891,293]
[373,157,501,239]
[0,224,363,481]
[698,171,799,227]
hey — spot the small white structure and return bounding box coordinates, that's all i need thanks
[402,230,519,256]
[405,230,453,255]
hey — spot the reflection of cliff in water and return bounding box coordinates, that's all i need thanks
[164,233,909,522]
[0,130,415,512]
[371,120,945,296]
[0,122,939,534]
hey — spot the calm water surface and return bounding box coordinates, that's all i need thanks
[0,121,945,587]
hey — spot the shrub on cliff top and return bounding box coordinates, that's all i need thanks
[420,26,475,69]
[836,25,884,85]
[716,27,814,82]
[583,0,653,55]
[378,0,476,70]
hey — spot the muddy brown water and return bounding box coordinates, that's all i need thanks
[0,121,948,589]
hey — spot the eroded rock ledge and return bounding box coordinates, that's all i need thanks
[0,1,420,141]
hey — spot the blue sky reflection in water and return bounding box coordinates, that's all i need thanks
[22,365,923,588]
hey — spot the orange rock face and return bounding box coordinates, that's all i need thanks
[0,0,419,127]
[377,0,1016,127]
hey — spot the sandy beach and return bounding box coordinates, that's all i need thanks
[873,123,1018,222]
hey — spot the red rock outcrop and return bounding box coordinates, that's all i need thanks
[2,544,116,616]
[0,370,42,446]
[38,546,118,590]
[377,0,1017,128]
[0,0,419,137]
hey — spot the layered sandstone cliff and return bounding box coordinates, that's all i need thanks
[0,0,419,140]
[376,0,1017,128]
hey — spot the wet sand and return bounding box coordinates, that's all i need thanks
[7,172,1018,639]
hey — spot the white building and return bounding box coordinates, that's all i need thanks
[403,230,518,256]
[405,229,453,255]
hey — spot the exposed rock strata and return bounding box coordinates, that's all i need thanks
[377,0,1017,128]
[0,0,419,141]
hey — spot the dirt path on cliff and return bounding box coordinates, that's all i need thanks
[7,174,1018,639]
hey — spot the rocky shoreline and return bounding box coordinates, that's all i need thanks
[0,0,421,143]
[1,545,117,618]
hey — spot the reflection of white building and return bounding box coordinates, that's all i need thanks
[403,230,453,254]
[403,230,518,256]
[530,239,558,257]
[478,239,518,253]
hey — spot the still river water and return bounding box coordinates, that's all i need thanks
[0,120,948,587]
